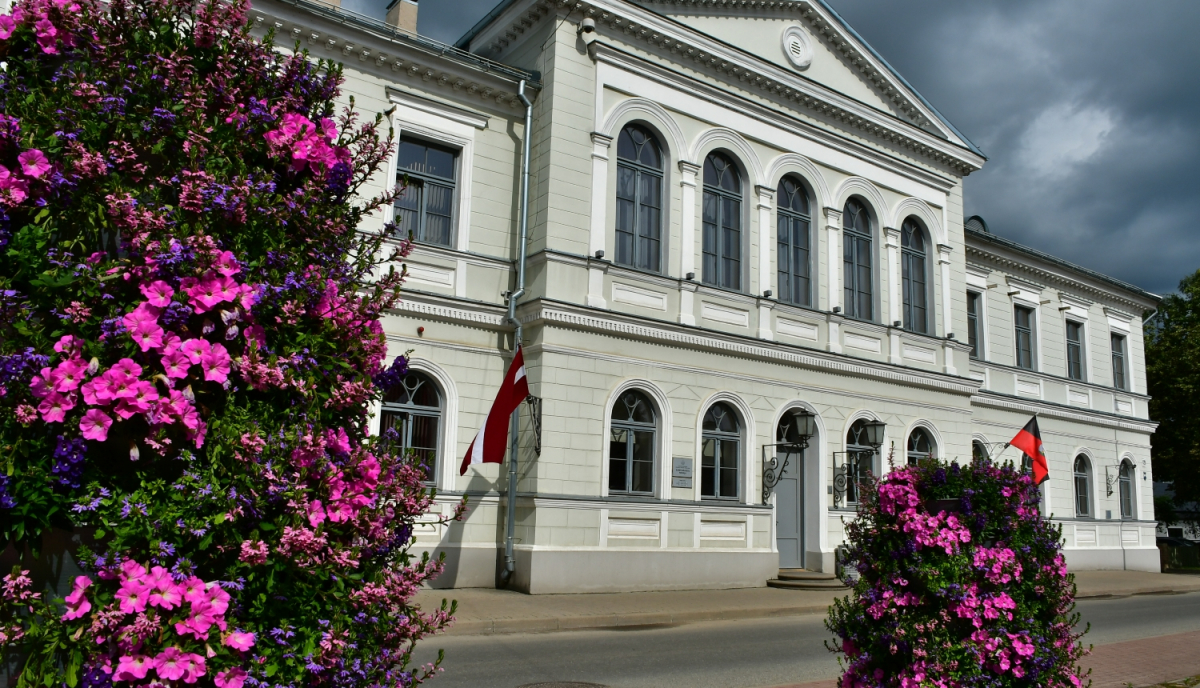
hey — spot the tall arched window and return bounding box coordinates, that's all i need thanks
[972,440,989,463]
[615,125,664,273]
[381,371,441,480]
[901,218,930,334]
[842,199,873,321]
[906,427,935,466]
[701,402,741,500]
[1073,456,1092,518]
[844,419,878,505]
[608,390,657,495]
[702,152,742,291]
[776,176,812,307]
[1119,459,1135,519]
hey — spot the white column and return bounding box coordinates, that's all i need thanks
[824,207,843,354]
[679,161,701,326]
[938,244,956,375]
[885,227,902,364]
[587,133,613,309]
[755,185,774,297]
[756,186,775,340]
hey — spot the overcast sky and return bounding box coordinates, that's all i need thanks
[416,0,1200,296]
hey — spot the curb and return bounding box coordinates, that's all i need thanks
[440,587,1200,637]
[443,602,834,636]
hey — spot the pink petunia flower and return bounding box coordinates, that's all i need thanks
[61,576,92,620]
[161,331,183,355]
[180,653,206,684]
[110,358,144,379]
[180,338,212,365]
[214,667,248,688]
[181,577,208,605]
[53,334,82,355]
[79,409,113,442]
[18,149,52,178]
[147,570,183,610]
[49,357,89,393]
[0,15,16,41]
[201,343,231,383]
[222,630,255,652]
[207,586,231,616]
[114,655,152,682]
[120,559,148,583]
[139,280,176,307]
[130,319,164,352]
[29,369,54,399]
[115,580,150,614]
[214,250,241,277]
[38,393,74,423]
[154,646,187,681]
[161,350,192,379]
[122,302,161,331]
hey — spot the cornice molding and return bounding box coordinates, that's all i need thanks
[251,0,536,111]
[520,300,981,395]
[468,0,983,175]
[965,249,1152,313]
[970,392,1157,434]
[389,294,509,327]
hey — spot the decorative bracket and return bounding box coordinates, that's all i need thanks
[525,395,542,456]
[761,439,809,503]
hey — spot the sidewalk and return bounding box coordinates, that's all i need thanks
[415,570,1200,637]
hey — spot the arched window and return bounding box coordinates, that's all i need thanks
[615,125,664,273]
[842,199,873,321]
[901,218,930,334]
[776,176,812,307]
[1119,459,1135,519]
[701,402,741,500]
[972,440,989,463]
[702,152,742,291]
[609,390,657,495]
[906,427,935,466]
[381,371,441,480]
[844,419,878,505]
[1073,456,1092,518]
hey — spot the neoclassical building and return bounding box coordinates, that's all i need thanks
[248,0,1161,592]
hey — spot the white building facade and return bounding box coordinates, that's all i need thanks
[250,0,1161,592]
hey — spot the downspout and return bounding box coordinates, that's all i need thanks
[503,79,533,578]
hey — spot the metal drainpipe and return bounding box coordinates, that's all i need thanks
[503,80,533,578]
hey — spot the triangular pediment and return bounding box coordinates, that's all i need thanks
[631,0,967,145]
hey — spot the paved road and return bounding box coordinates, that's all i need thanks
[409,592,1200,688]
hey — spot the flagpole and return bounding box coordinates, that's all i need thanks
[502,80,534,583]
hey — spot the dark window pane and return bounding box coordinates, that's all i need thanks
[967,292,980,359]
[701,438,716,497]
[609,428,629,492]
[631,430,655,493]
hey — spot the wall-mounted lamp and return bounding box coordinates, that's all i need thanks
[594,249,605,259]
[763,289,772,298]
[832,306,842,314]
[685,272,695,281]
[893,320,902,328]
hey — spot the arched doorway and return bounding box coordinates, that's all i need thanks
[774,412,813,569]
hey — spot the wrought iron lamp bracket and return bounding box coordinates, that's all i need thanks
[761,439,809,503]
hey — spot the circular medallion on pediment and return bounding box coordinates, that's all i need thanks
[782,25,813,70]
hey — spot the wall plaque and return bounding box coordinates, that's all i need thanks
[672,457,693,489]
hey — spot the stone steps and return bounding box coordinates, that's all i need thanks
[766,569,849,590]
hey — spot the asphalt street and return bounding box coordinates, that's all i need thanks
[408,591,1200,688]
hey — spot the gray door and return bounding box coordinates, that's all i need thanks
[775,449,804,569]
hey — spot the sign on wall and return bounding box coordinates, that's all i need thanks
[672,457,693,488]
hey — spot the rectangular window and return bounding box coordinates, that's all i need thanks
[395,137,458,247]
[1014,305,1036,370]
[380,409,439,482]
[966,291,982,359]
[1066,321,1085,381]
[1111,333,1127,390]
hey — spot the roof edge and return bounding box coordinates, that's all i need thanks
[965,227,1160,305]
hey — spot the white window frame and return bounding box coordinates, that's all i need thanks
[386,90,483,297]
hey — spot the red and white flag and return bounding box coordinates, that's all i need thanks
[460,346,530,475]
[1009,416,1048,485]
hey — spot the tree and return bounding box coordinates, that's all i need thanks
[0,0,457,684]
[1146,269,1200,528]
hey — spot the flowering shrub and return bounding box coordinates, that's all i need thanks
[0,0,460,685]
[826,458,1089,687]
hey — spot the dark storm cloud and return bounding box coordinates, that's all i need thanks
[420,0,1200,295]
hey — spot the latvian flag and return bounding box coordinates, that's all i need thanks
[459,346,530,475]
[1009,416,1049,485]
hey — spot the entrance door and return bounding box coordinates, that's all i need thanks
[775,447,804,569]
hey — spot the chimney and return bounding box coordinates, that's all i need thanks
[385,0,418,34]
